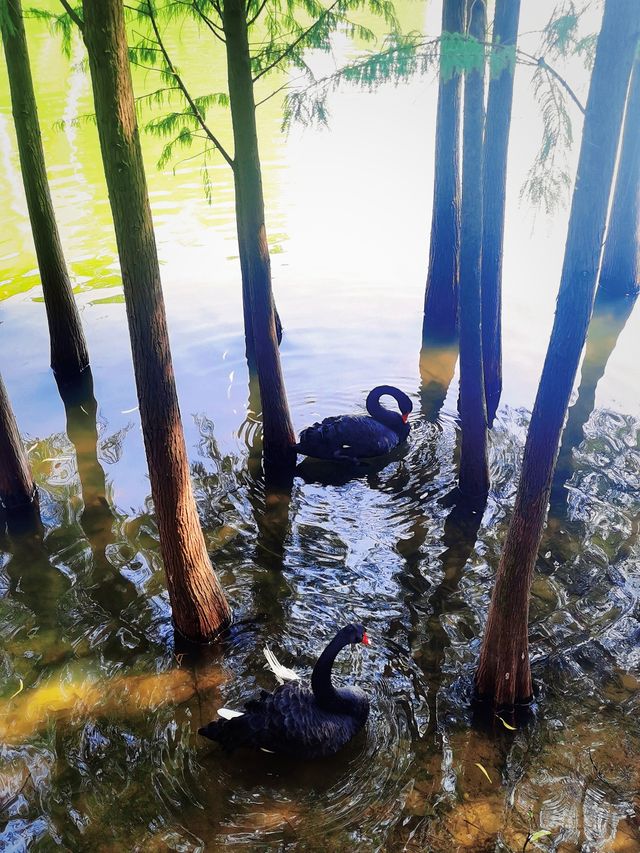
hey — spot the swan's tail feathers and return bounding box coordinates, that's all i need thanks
[263,647,300,684]
[217,708,244,720]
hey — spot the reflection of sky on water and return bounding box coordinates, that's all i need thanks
[0,0,638,513]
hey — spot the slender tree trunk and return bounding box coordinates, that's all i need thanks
[422,0,465,344]
[481,0,521,425]
[475,0,640,707]
[458,0,489,499]
[222,0,295,477]
[599,59,640,298]
[1,0,89,385]
[0,372,38,513]
[82,0,231,642]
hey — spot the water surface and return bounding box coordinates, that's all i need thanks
[1,2,639,850]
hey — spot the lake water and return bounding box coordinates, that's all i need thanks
[1,2,639,850]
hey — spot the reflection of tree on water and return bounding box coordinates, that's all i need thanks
[192,374,294,634]
[419,336,459,424]
[548,289,638,524]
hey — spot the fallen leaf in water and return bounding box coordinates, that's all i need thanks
[529,829,552,842]
[496,714,517,731]
[474,763,492,783]
[9,678,23,699]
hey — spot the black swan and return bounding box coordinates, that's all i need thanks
[198,624,371,758]
[295,385,413,461]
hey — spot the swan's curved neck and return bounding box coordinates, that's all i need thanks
[311,633,351,711]
[366,386,404,431]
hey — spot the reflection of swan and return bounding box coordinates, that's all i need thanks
[296,386,413,462]
[199,624,371,758]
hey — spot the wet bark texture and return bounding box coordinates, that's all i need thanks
[422,0,465,344]
[82,0,231,641]
[458,0,489,499]
[0,372,37,512]
[599,59,640,297]
[476,0,640,706]
[1,0,89,383]
[223,0,295,477]
[481,0,521,425]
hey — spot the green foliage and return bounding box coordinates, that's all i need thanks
[119,0,402,200]
[521,64,573,215]
[25,6,78,58]
[542,1,597,68]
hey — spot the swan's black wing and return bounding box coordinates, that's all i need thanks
[199,683,368,759]
[296,415,400,460]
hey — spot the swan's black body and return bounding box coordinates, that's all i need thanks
[295,386,413,461]
[198,624,370,758]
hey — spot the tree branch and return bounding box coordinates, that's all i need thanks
[247,0,267,28]
[252,0,342,83]
[59,0,83,30]
[145,1,234,168]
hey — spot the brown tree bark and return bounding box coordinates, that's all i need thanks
[458,0,489,499]
[222,0,296,478]
[598,59,640,298]
[1,0,89,385]
[81,0,231,642]
[0,372,38,514]
[475,0,640,707]
[481,0,521,425]
[422,0,465,344]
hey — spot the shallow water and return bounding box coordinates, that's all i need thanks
[1,2,639,851]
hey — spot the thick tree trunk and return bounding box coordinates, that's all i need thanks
[1,0,89,385]
[599,60,640,298]
[222,0,295,477]
[458,0,489,499]
[475,0,640,707]
[82,0,231,642]
[481,0,521,425]
[422,0,465,344]
[0,372,38,513]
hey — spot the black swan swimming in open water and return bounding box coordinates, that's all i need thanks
[295,385,413,461]
[198,624,371,758]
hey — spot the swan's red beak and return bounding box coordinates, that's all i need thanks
[402,413,409,424]
[362,632,370,645]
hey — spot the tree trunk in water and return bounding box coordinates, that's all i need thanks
[223,0,295,478]
[82,0,231,642]
[475,0,640,707]
[1,0,89,385]
[458,0,489,499]
[599,59,640,298]
[0,372,38,514]
[549,288,638,519]
[422,0,465,344]
[481,0,521,425]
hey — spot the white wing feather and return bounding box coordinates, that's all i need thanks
[263,647,300,684]
[217,707,244,719]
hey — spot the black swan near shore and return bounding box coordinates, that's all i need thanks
[295,385,413,461]
[198,624,371,758]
